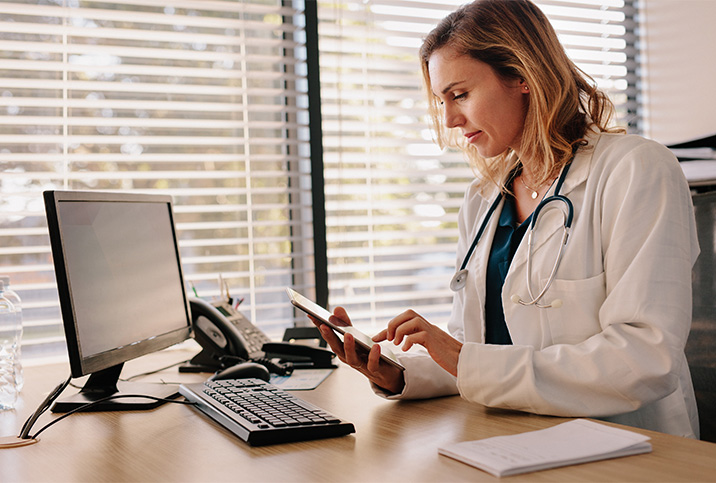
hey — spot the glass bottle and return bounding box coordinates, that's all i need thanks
[0,280,20,410]
[0,276,23,391]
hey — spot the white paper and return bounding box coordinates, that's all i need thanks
[269,368,333,390]
[680,159,716,185]
[438,419,651,477]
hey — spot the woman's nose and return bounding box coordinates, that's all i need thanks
[443,103,464,129]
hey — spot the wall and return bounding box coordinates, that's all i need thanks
[641,0,716,145]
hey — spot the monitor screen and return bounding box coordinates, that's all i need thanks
[44,190,192,411]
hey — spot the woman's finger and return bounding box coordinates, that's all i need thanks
[342,333,367,369]
[330,306,352,327]
[366,344,383,373]
[391,316,426,345]
[318,324,345,359]
[372,328,388,342]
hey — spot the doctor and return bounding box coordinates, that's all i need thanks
[313,0,700,438]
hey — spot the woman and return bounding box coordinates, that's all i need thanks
[315,0,700,438]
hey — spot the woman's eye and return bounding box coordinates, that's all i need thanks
[453,92,467,101]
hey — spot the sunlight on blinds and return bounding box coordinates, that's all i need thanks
[0,0,314,361]
[317,0,637,332]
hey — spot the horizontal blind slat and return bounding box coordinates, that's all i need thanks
[318,0,636,330]
[0,0,315,360]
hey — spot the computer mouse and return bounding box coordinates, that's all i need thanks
[210,362,271,382]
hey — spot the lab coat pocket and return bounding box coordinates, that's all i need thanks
[541,271,606,345]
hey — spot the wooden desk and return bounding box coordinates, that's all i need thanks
[1,348,715,482]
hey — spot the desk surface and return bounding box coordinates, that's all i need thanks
[1,347,715,482]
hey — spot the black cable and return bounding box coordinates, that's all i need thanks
[218,355,294,376]
[122,358,192,381]
[253,357,294,376]
[19,360,193,441]
[67,359,193,389]
[28,394,195,440]
[18,375,72,439]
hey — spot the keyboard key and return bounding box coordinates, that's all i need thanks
[179,378,355,446]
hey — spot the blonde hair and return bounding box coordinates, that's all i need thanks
[420,0,624,189]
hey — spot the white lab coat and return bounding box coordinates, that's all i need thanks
[379,129,700,439]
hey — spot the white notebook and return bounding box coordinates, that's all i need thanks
[438,419,652,477]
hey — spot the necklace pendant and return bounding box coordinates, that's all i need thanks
[531,191,538,200]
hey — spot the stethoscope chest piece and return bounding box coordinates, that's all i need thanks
[449,159,576,307]
[450,269,468,291]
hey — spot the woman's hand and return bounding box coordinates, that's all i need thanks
[308,306,405,394]
[374,309,462,377]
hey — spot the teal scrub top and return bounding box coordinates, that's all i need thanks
[484,194,531,344]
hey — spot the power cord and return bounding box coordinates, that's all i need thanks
[218,355,294,376]
[26,393,195,440]
[122,358,193,381]
[18,375,72,439]
[3,356,291,448]
[2,362,198,449]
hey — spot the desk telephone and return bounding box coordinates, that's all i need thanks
[182,297,335,374]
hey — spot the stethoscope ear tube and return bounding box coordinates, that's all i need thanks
[530,194,573,230]
[450,194,503,292]
[516,204,571,308]
[451,161,575,310]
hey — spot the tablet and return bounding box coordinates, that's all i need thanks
[286,288,405,371]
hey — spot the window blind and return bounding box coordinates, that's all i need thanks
[317,0,638,332]
[0,0,315,362]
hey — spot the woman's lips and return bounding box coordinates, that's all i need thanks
[465,130,483,143]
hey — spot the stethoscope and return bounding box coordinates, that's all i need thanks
[449,162,574,309]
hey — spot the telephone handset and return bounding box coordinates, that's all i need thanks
[183,297,335,374]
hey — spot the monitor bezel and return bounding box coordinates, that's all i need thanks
[44,190,193,378]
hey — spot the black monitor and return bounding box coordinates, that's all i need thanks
[44,190,192,412]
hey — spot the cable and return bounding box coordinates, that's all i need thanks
[218,355,294,376]
[28,394,195,440]
[122,359,192,381]
[18,361,193,441]
[252,357,294,376]
[66,359,193,389]
[10,357,287,446]
[18,375,72,439]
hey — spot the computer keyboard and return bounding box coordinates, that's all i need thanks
[179,378,355,446]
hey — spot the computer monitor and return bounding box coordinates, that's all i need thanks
[43,190,192,412]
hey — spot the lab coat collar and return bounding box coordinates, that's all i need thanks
[478,128,598,200]
[465,131,599,340]
[555,127,600,196]
[505,129,598,276]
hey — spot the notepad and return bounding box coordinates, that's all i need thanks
[269,368,334,390]
[438,419,652,477]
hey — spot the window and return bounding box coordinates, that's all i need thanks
[0,0,315,362]
[317,0,638,332]
[0,0,640,363]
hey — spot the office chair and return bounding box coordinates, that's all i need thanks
[687,190,716,442]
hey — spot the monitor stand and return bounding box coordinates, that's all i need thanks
[177,346,221,373]
[51,363,180,413]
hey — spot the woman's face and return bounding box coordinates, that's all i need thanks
[428,46,529,159]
